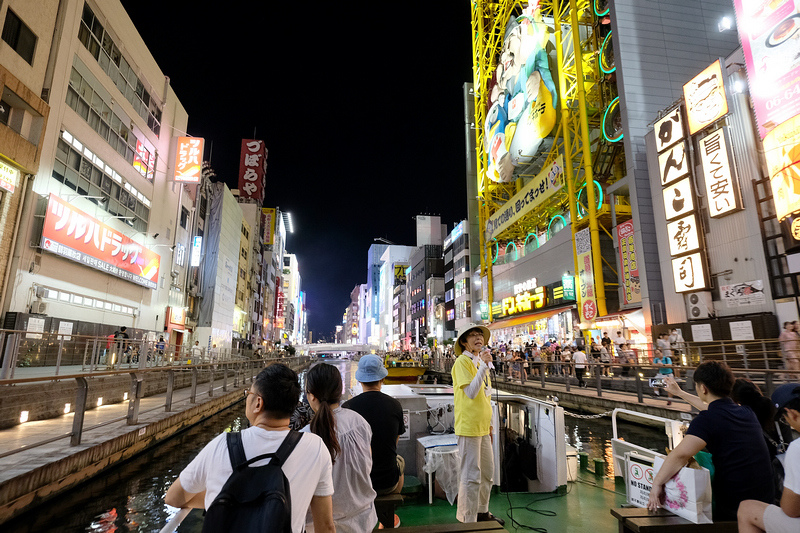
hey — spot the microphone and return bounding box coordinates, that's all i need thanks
[481,347,495,370]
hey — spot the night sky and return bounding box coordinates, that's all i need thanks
[120,2,474,339]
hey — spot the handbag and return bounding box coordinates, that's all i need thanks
[653,456,713,524]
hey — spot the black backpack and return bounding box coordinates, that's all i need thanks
[201,430,303,533]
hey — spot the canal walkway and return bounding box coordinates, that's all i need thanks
[0,358,311,524]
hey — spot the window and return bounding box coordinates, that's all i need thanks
[77,3,161,136]
[180,206,189,229]
[2,10,35,65]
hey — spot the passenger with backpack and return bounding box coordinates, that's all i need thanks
[303,363,377,532]
[165,364,336,533]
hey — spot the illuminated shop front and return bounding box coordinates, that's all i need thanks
[488,277,577,347]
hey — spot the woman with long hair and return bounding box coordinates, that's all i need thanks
[305,363,377,532]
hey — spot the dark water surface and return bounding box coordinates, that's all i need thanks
[4,362,667,532]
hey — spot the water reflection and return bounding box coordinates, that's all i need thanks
[564,416,669,477]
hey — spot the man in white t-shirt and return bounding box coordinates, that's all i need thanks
[165,364,335,533]
[572,347,588,388]
[737,383,800,532]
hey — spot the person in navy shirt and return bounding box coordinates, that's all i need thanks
[649,361,774,521]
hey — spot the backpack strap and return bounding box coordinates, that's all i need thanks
[229,430,304,468]
[271,430,303,467]
[226,431,248,470]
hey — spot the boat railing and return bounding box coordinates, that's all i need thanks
[159,508,191,533]
[609,408,682,486]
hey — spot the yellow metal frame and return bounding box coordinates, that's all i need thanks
[471,0,622,322]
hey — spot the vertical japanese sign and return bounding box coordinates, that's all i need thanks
[672,253,708,293]
[734,0,800,138]
[238,139,267,202]
[40,194,160,289]
[261,207,275,245]
[575,227,597,321]
[698,128,742,217]
[174,137,204,182]
[653,104,710,293]
[683,60,728,135]
[0,159,19,193]
[616,220,641,305]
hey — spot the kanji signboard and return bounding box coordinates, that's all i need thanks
[238,139,267,202]
[40,194,160,289]
[698,128,741,217]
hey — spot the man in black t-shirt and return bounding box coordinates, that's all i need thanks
[343,355,407,495]
[648,361,774,521]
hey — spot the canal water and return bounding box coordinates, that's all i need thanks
[4,361,667,532]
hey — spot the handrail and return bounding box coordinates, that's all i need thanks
[159,508,191,533]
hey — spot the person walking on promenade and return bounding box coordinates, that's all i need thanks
[451,324,504,525]
[780,321,800,378]
[573,346,588,387]
[304,363,377,532]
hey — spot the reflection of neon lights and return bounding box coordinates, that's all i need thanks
[577,181,604,219]
[547,215,567,237]
[602,97,623,142]
[600,32,615,74]
[524,232,539,250]
[491,239,499,264]
[505,242,519,261]
[593,0,609,16]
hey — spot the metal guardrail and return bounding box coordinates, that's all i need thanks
[0,328,290,379]
[426,344,800,404]
[0,356,311,457]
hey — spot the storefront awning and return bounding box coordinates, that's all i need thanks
[487,305,575,330]
[590,308,645,333]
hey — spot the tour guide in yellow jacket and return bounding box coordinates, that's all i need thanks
[451,323,504,526]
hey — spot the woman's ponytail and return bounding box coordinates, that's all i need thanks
[307,364,343,463]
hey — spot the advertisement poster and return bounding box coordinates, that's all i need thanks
[483,3,557,183]
[730,320,756,341]
[616,220,641,305]
[720,280,766,307]
[691,323,714,342]
[261,207,276,246]
[40,194,160,289]
[734,0,800,138]
[485,155,564,240]
[0,159,19,193]
[763,113,800,222]
[575,227,597,321]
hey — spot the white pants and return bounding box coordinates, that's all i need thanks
[456,434,493,522]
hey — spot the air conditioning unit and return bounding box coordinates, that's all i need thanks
[30,300,48,315]
[685,291,713,320]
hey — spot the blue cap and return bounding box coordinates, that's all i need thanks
[355,354,388,383]
[772,383,800,411]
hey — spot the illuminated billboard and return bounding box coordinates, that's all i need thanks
[483,4,557,183]
[261,207,276,245]
[764,113,800,223]
[238,139,267,202]
[734,0,800,138]
[40,194,160,289]
[174,137,204,182]
[683,60,728,135]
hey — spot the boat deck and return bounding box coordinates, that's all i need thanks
[395,474,626,532]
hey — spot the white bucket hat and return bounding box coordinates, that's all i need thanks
[454,323,491,355]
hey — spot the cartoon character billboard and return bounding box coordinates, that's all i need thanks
[484,4,558,183]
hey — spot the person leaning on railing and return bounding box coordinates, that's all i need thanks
[649,362,774,521]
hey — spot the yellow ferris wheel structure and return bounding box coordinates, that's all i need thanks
[470,0,627,322]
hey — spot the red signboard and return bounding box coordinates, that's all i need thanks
[40,194,161,289]
[238,139,267,202]
[174,137,204,182]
